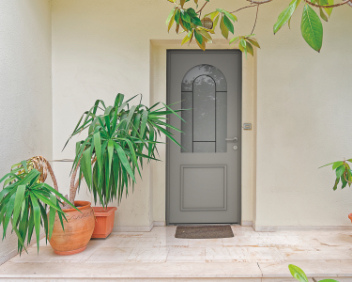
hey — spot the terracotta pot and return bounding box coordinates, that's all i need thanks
[91,207,117,238]
[349,213,352,223]
[49,201,95,255]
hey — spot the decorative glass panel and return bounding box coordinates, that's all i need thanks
[181,64,227,153]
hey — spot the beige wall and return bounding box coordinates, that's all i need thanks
[51,0,352,229]
[255,4,352,229]
[0,0,52,264]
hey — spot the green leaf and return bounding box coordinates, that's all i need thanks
[175,10,180,24]
[301,4,323,52]
[181,11,191,23]
[318,279,339,282]
[288,264,309,282]
[332,161,344,170]
[247,38,261,48]
[220,17,229,39]
[229,36,240,44]
[223,10,237,22]
[223,15,234,34]
[12,185,26,225]
[29,194,41,253]
[246,42,254,56]
[107,139,114,180]
[181,31,193,45]
[336,165,345,179]
[81,149,93,188]
[333,178,340,191]
[319,8,329,22]
[274,0,301,34]
[166,8,175,25]
[204,11,219,21]
[240,39,247,48]
[48,194,56,240]
[321,0,334,16]
[3,193,16,238]
[187,8,198,18]
[194,30,203,45]
[191,16,202,26]
[114,144,136,182]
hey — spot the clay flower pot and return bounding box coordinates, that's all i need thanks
[349,213,352,223]
[49,201,95,255]
[91,207,117,238]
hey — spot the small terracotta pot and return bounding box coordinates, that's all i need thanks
[49,201,95,255]
[349,213,352,223]
[91,207,117,239]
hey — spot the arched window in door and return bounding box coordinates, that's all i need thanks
[181,64,227,153]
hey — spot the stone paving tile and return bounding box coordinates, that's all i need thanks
[1,226,351,280]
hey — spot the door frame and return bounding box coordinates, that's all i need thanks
[166,49,242,225]
[149,40,257,227]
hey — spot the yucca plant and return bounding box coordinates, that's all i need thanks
[0,156,75,254]
[64,93,182,207]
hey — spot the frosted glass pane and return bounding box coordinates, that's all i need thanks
[182,64,227,91]
[193,142,215,153]
[180,64,227,153]
[181,92,192,153]
[216,92,227,152]
[193,76,215,142]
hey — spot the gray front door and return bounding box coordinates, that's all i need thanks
[167,50,242,224]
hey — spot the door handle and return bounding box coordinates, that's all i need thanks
[225,137,238,143]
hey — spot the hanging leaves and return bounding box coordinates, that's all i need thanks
[301,4,323,52]
[320,159,352,191]
[165,0,343,54]
[230,34,260,57]
[273,0,301,34]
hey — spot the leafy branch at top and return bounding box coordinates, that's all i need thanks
[166,0,351,54]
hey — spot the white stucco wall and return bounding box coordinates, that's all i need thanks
[255,4,352,229]
[0,0,52,264]
[51,0,352,229]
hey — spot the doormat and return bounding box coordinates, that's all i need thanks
[175,225,234,239]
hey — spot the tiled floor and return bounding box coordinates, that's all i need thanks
[0,225,352,281]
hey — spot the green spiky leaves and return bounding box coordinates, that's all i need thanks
[66,94,182,207]
[0,168,74,254]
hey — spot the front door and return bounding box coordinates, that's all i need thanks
[167,50,242,224]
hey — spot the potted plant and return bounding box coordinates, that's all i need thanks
[0,156,77,254]
[64,93,181,238]
[321,158,352,222]
[0,93,180,255]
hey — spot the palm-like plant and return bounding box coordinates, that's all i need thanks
[0,156,74,254]
[65,93,182,207]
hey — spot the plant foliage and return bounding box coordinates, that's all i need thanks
[65,93,182,207]
[166,0,348,53]
[288,264,339,282]
[0,164,74,254]
[320,159,352,190]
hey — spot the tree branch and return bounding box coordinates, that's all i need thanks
[303,0,351,8]
[251,5,260,35]
[230,4,257,14]
[246,0,274,4]
[197,1,209,16]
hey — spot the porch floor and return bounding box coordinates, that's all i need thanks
[1,225,352,281]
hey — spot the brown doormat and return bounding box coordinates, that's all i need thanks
[175,225,234,239]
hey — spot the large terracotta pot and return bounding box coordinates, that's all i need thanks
[91,207,117,238]
[349,213,352,223]
[49,201,95,255]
